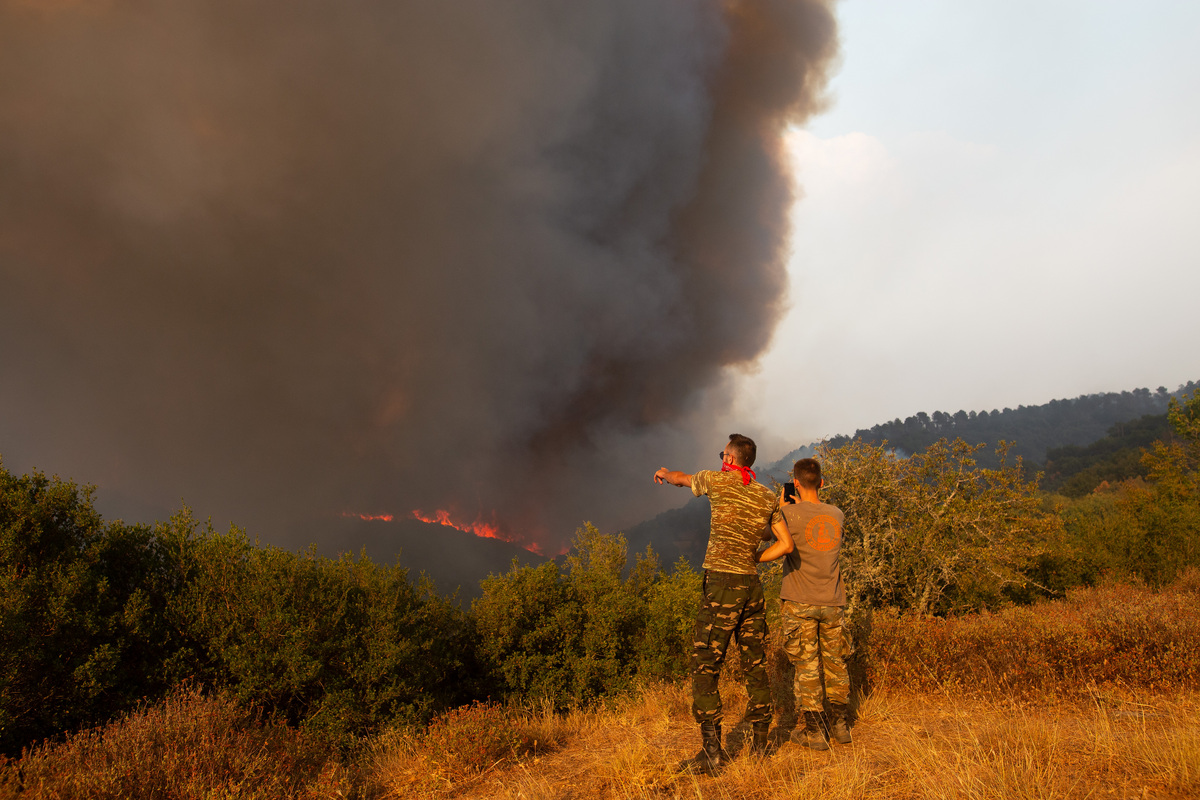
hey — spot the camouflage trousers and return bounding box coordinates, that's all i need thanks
[780,600,849,712]
[690,571,771,725]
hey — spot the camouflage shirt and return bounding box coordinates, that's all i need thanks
[691,470,782,575]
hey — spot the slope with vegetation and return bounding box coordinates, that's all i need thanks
[625,384,1197,569]
[1,386,1198,797]
[1041,412,1173,496]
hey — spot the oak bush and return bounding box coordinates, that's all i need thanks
[818,438,1060,615]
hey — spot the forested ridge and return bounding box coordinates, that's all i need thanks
[2,384,1198,760]
[823,382,1196,469]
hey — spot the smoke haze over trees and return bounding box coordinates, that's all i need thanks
[0,1,839,551]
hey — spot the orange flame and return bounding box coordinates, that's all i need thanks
[411,508,504,540]
[410,508,546,555]
[342,507,544,555]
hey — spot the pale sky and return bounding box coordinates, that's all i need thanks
[729,0,1200,455]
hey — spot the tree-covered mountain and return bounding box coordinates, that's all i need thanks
[1040,413,1174,496]
[824,383,1196,469]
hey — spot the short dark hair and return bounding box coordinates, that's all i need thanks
[793,458,821,490]
[727,433,757,467]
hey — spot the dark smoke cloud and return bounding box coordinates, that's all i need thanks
[0,0,838,551]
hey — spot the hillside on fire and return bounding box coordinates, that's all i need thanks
[3,384,1198,786]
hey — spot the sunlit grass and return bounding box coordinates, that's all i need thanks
[357,678,1198,800]
[3,680,1193,800]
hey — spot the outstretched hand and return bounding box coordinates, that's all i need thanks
[655,468,693,488]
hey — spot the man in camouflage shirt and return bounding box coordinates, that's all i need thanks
[654,433,793,775]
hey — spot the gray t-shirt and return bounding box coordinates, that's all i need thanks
[780,500,845,606]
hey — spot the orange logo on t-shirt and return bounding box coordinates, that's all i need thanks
[804,514,841,552]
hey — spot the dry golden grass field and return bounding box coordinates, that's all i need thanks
[8,678,1196,799]
[374,680,1200,800]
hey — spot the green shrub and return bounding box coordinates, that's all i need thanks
[1047,388,1200,590]
[0,460,485,754]
[638,559,701,680]
[173,523,484,745]
[819,438,1060,615]
[0,465,196,754]
[473,525,694,707]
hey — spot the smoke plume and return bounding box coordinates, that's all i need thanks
[0,0,838,551]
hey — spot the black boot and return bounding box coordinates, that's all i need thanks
[712,722,733,767]
[678,721,731,775]
[748,720,771,757]
[829,702,853,744]
[790,711,829,751]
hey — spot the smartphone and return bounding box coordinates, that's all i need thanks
[782,482,797,504]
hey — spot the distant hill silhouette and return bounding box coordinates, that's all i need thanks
[623,497,710,571]
[325,516,548,602]
[759,443,820,485]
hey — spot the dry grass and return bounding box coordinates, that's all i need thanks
[371,680,1200,800]
[367,699,593,797]
[0,688,351,800]
[3,679,1195,800]
[864,577,1200,698]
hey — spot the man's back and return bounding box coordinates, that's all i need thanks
[692,469,779,575]
[780,500,845,607]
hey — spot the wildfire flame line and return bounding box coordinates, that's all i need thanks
[341,512,394,522]
[341,508,544,555]
[411,509,545,556]
[411,508,502,541]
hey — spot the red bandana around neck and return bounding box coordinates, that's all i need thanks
[721,461,756,485]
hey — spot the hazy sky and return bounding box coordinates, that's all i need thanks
[729,0,1200,458]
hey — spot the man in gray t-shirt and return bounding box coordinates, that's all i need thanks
[780,457,853,750]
